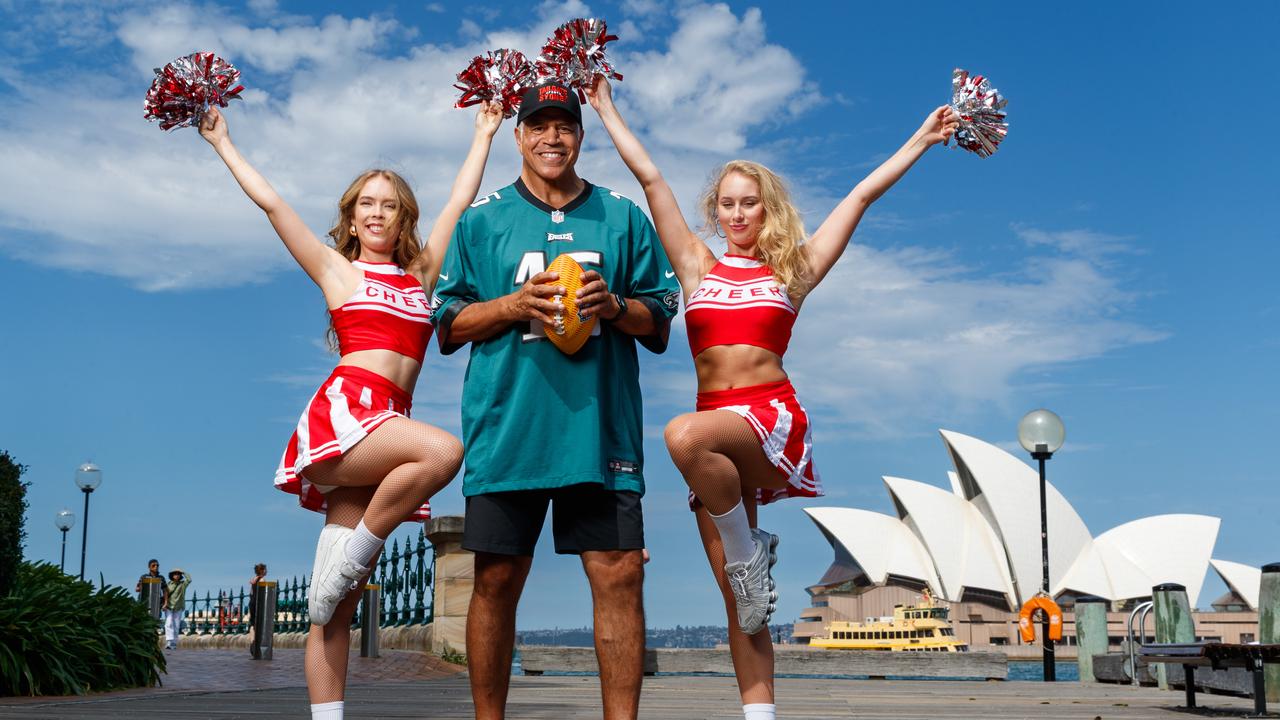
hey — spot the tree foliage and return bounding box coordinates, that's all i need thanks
[0,452,27,596]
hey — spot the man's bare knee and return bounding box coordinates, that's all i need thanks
[584,551,644,599]
[474,553,531,600]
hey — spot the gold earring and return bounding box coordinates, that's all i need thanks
[350,225,357,236]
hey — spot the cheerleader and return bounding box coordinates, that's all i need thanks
[199,102,503,720]
[587,77,955,720]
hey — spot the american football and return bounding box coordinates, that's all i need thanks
[543,254,596,355]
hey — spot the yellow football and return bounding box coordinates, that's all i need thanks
[542,254,597,355]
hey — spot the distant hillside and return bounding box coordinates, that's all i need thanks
[517,624,795,649]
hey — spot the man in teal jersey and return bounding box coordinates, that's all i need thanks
[432,81,678,720]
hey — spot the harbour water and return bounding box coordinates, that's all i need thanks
[513,650,1079,682]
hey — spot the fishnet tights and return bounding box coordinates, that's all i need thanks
[302,418,462,703]
[663,410,788,516]
[305,487,378,704]
[667,410,784,705]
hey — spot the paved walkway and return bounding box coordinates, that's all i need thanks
[0,648,1269,718]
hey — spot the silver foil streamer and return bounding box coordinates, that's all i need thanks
[950,68,1008,158]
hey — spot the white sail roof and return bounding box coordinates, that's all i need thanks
[1210,559,1262,610]
[939,429,1096,605]
[882,476,1016,607]
[804,507,943,597]
[805,429,1233,609]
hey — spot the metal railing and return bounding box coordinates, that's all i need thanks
[1125,599,1154,684]
[178,526,435,635]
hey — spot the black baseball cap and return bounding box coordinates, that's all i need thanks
[516,81,581,125]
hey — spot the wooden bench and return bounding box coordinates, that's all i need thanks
[1140,642,1280,715]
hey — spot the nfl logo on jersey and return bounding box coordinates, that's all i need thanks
[551,210,565,223]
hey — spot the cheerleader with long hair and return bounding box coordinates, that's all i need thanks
[587,77,955,720]
[199,102,503,720]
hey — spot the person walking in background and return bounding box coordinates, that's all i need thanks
[136,558,168,609]
[163,568,193,650]
[248,562,268,658]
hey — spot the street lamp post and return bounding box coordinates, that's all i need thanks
[54,508,76,573]
[1018,409,1065,683]
[74,463,102,581]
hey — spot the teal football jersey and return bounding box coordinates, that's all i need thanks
[433,179,680,497]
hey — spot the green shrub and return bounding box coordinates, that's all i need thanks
[0,562,166,696]
[0,452,27,596]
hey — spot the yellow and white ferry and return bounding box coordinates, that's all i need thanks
[809,592,968,652]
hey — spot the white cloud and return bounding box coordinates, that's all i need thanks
[779,234,1167,438]
[619,4,819,154]
[0,2,1163,439]
[115,5,405,76]
[0,1,817,292]
[1012,224,1136,262]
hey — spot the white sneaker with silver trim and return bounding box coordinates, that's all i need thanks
[725,528,779,636]
[308,524,367,626]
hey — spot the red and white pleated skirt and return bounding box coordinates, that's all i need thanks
[688,379,822,510]
[274,365,430,520]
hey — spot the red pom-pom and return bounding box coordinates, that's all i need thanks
[144,52,244,131]
[453,49,536,118]
[949,68,1008,158]
[536,18,622,100]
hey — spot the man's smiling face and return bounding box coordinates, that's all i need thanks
[516,108,582,184]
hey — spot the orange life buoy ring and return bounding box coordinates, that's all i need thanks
[1018,595,1063,643]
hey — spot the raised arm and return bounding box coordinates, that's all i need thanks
[586,76,714,291]
[199,107,355,302]
[411,102,504,287]
[804,106,958,291]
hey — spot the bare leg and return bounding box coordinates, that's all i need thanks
[696,498,775,705]
[582,550,645,720]
[468,552,533,720]
[305,486,380,704]
[305,417,463,537]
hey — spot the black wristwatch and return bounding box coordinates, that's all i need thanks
[610,292,629,321]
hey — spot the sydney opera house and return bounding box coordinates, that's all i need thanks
[793,430,1265,650]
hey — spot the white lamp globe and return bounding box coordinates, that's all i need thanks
[75,462,102,491]
[1018,409,1065,455]
[55,508,76,531]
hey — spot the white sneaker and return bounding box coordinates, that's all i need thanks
[308,524,367,626]
[725,528,779,636]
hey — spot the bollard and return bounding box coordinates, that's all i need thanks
[360,584,380,658]
[1074,596,1108,683]
[1261,562,1280,703]
[253,580,278,661]
[139,577,164,621]
[1152,582,1195,691]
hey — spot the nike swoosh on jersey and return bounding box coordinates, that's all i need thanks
[665,271,676,278]
[439,273,450,281]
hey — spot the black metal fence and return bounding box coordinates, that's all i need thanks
[179,527,434,635]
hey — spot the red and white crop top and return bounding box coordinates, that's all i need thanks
[330,261,433,364]
[684,255,796,358]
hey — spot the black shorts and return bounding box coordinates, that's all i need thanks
[462,483,644,556]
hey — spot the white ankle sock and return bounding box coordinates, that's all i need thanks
[311,700,344,719]
[744,702,776,720]
[710,501,755,566]
[345,520,384,567]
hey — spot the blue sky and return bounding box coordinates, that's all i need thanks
[2,0,1277,629]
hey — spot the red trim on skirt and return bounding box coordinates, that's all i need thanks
[274,365,430,520]
[688,379,822,510]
